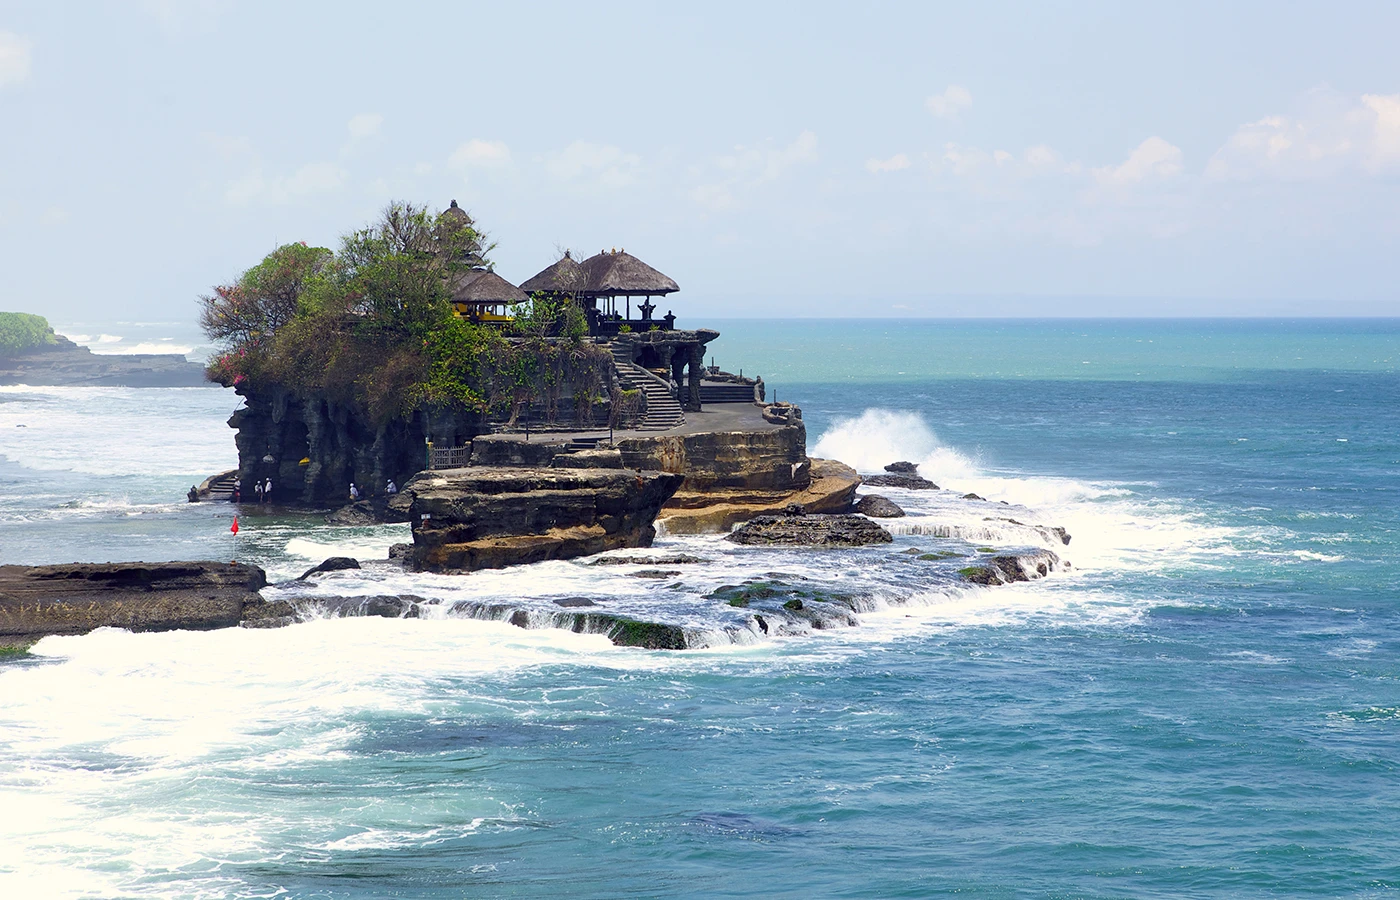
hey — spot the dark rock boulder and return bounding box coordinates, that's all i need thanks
[862,473,940,490]
[854,494,905,518]
[298,557,361,581]
[958,550,1061,585]
[0,561,268,641]
[727,513,894,547]
[305,595,424,618]
[588,553,704,566]
[884,461,920,474]
[389,466,686,572]
[962,492,986,501]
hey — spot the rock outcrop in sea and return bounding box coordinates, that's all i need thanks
[0,562,277,647]
[388,466,685,572]
[727,512,895,547]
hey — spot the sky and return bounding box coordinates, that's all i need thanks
[1,0,1398,322]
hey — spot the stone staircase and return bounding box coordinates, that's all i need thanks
[609,342,685,430]
[196,469,238,502]
[699,382,757,403]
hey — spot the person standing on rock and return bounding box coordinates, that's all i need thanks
[253,480,263,503]
[386,480,397,495]
[233,479,241,503]
[350,483,359,501]
[263,478,272,503]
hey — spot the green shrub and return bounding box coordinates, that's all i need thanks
[0,312,56,356]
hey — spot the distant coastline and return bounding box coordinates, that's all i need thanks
[0,314,208,387]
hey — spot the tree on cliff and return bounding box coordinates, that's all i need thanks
[199,243,333,347]
[201,200,607,430]
[338,201,491,336]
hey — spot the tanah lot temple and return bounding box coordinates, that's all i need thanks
[204,200,838,535]
[438,200,761,425]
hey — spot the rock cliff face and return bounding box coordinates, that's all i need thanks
[0,562,273,646]
[389,466,685,572]
[0,335,208,387]
[616,424,810,492]
[657,458,861,535]
[228,386,487,506]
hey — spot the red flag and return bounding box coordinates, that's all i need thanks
[230,516,239,534]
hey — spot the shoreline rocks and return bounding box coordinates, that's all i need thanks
[958,550,1062,585]
[0,335,208,387]
[854,494,905,518]
[862,472,940,490]
[658,457,861,534]
[389,466,685,572]
[727,513,894,547]
[0,562,271,646]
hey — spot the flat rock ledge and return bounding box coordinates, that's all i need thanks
[0,562,274,647]
[658,458,861,535]
[389,466,685,573]
[727,513,894,547]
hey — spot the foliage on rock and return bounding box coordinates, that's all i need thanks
[201,201,610,428]
[0,312,57,356]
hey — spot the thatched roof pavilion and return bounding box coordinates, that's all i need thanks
[450,270,527,305]
[449,269,526,323]
[520,250,589,295]
[579,249,679,297]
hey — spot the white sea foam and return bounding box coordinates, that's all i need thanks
[87,340,194,356]
[0,617,716,897]
[812,408,1250,577]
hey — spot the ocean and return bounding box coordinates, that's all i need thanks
[1,318,1398,898]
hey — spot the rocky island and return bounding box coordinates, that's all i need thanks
[2,200,1072,651]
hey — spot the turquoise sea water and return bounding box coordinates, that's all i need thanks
[2,318,1399,898]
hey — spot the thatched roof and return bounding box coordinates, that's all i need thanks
[520,251,589,294]
[441,199,472,225]
[450,269,527,305]
[579,249,679,296]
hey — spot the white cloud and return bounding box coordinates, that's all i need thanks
[1206,89,1400,179]
[866,153,910,173]
[347,113,383,140]
[225,161,347,205]
[926,85,972,119]
[449,139,513,170]
[690,131,818,211]
[1093,137,1183,185]
[544,140,640,187]
[0,31,32,88]
[690,183,735,211]
[40,206,68,226]
[715,131,818,182]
